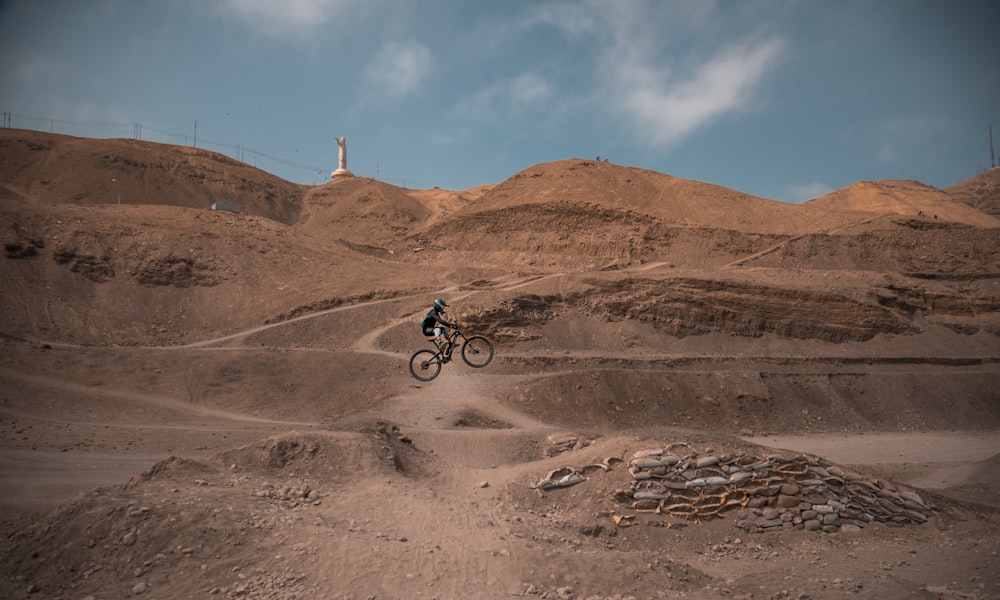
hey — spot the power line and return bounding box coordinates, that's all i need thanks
[1,112,433,186]
[1,112,326,174]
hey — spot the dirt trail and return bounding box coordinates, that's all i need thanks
[4,132,1000,599]
[0,367,315,427]
[179,292,429,349]
[383,372,550,432]
[176,278,495,351]
[746,431,1000,465]
[746,431,1000,494]
[3,276,998,520]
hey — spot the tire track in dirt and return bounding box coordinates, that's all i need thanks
[177,292,426,349]
[310,271,1000,503]
[382,373,549,432]
[7,269,997,527]
[724,215,880,268]
[176,276,504,350]
[0,366,314,427]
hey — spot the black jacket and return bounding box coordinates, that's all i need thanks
[421,307,452,332]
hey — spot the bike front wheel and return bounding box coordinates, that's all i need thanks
[409,349,442,381]
[461,335,494,368]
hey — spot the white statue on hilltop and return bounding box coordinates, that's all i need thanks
[336,136,347,170]
[331,135,354,179]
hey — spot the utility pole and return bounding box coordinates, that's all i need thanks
[193,121,198,148]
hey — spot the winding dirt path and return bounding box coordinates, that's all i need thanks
[3,273,996,519]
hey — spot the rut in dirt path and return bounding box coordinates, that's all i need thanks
[177,272,547,351]
[378,373,550,432]
[0,367,317,428]
[723,215,880,268]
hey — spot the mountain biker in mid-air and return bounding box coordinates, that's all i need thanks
[421,298,454,359]
[409,298,494,381]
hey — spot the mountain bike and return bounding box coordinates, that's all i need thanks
[408,326,494,381]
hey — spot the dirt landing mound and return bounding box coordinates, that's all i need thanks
[2,429,996,600]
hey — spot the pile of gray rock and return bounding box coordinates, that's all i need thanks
[624,443,934,533]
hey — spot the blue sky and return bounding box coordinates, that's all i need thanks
[1,0,997,202]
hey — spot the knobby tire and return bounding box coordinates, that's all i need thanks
[461,335,494,368]
[409,349,442,381]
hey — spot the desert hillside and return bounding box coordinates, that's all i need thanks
[1,130,999,600]
[807,179,999,227]
[947,166,1000,217]
[0,129,304,224]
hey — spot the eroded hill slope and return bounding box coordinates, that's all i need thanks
[947,166,1000,217]
[0,129,304,224]
[808,179,1000,227]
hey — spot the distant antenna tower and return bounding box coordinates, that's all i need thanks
[990,123,996,169]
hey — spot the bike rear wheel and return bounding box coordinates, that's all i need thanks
[461,335,494,368]
[409,349,442,381]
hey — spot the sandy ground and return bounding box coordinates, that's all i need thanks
[1,288,998,600]
[3,430,998,519]
[1,132,999,599]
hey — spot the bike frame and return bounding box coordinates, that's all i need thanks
[410,325,494,381]
[431,328,463,357]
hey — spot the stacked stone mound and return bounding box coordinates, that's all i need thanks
[625,443,934,533]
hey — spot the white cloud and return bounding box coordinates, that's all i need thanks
[612,36,786,146]
[363,40,433,99]
[508,73,552,105]
[520,2,598,37]
[214,0,354,36]
[525,0,713,42]
[455,73,552,120]
[518,1,786,148]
